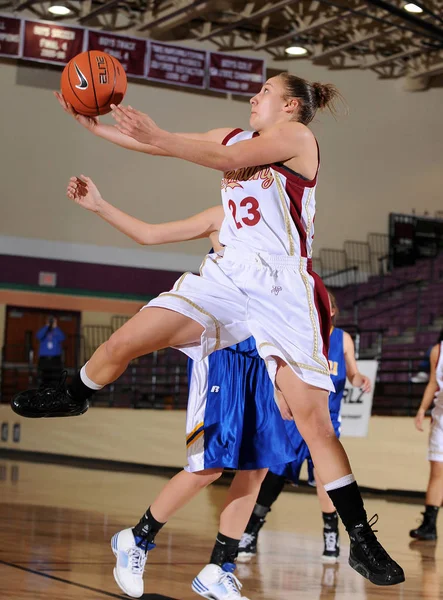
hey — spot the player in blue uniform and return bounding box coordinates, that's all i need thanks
[186,332,298,473]
[238,291,371,564]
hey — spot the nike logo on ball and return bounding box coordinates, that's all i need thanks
[74,63,88,89]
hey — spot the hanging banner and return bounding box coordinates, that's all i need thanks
[0,15,22,58]
[147,41,206,89]
[23,20,85,65]
[208,52,265,95]
[87,31,147,78]
[340,360,379,438]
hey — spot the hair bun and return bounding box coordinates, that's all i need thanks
[312,82,337,109]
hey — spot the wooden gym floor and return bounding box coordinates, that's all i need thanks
[0,459,441,600]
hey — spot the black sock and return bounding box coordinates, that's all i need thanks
[256,471,286,508]
[210,532,240,567]
[245,504,269,534]
[132,507,166,551]
[68,372,98,402]
[322,511,338,531]
[326,481,367,532]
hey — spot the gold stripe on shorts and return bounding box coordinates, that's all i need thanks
[158,292,221,351]
[187,421,204,442]
[187,430,205,448]
[174,272,191,292]
[259,342,330,376]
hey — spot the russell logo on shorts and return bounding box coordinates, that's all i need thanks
[271,286,282,295]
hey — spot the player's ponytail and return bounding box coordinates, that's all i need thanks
[280,73,345,125]
[327,289,339,326]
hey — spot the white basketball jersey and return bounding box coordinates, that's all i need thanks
[434,342,443,408]
[219,128,319,258]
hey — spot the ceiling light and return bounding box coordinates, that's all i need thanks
[403,3,423,13]
[48,3,72,16]
[285,46,308,56]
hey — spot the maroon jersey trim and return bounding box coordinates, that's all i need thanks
[222,128,243,146]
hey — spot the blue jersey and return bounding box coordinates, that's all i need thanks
[328,327,347,417]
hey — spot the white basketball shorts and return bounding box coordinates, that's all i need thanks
[146,247,334,392]
[428,406,443,462]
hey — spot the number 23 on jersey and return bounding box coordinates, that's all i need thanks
[228,197,261,230]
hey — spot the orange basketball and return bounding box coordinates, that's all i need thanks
[61,50,127,116]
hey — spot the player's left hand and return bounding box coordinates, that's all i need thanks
[111,104,161,145]
[359,375,371,394]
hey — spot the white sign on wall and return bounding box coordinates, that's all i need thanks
[340,360,378,438]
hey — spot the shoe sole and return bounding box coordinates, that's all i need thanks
[349,556,405,586]
[237,551,256,563]
[111,535,143,599]
[409,532,437,541]
[10,404,89,419]
[322,554,339,564]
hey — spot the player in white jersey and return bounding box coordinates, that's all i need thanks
[13,73,403,587]
[410,330,443,540]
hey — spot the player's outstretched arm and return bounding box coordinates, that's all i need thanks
[111,104,309,171]
[415,344,439,432]
[66,175,223,245]
[55,92,232,155]
[343,332,371,393]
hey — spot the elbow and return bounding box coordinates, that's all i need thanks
[217,148,242,172]
[218,155,239,172]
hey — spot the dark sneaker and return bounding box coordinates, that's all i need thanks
[322,528,340,563]
[237,531,258,563]
[409,512,437,541]
[11,372,88,418]
[237,515,267,563]
[348,515,405,586]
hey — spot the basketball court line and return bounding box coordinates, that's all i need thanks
[0,559,178,600]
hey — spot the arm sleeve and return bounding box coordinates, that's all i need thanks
[36,326,49,341]
[54,328,66,342]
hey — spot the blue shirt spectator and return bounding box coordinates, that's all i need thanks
[36,318,65,358]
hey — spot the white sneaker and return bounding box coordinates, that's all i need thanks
[192,564,249,599]
[410,371,430,383]
[111,528,148,598]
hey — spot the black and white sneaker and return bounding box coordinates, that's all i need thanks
[11,372,88,418]
[237,531,258,563]
[322,528,340,563]
[237,513,267,562]
[348,515,405,586]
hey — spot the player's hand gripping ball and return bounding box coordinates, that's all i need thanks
[61,50,127,116]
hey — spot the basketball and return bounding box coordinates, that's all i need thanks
[61,50,127,117]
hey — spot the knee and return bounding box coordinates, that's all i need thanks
[103,331,135,364]
[249,468,269,485]
[193,468,223,488]
[235,468,269,491]
[297,411,336,444]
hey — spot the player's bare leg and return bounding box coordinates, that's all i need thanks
[150,468,224,523]
[410,461,443,541]
[275,360,404,586]
[12,307,204,418]
[113,468,266,599]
